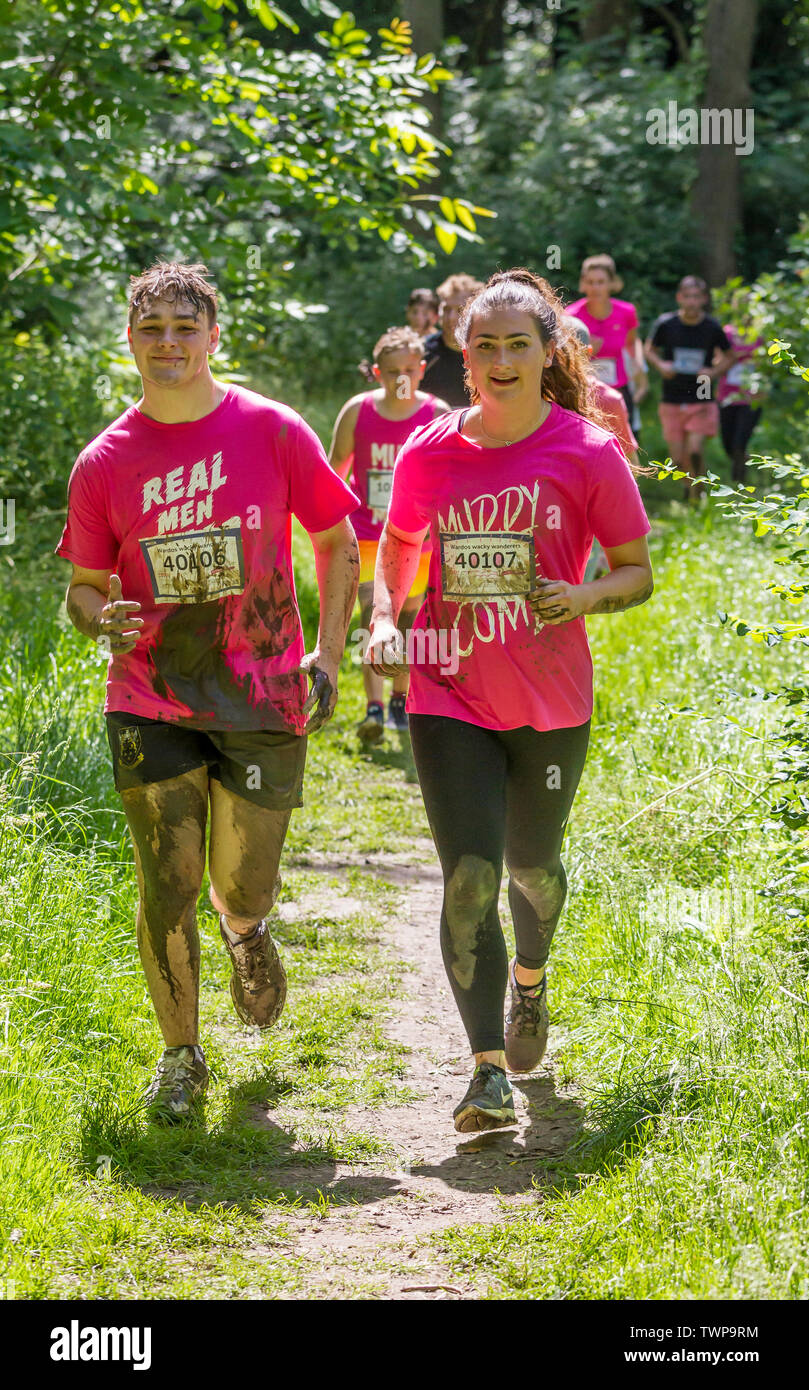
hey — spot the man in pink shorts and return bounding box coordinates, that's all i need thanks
[645,276,733,502]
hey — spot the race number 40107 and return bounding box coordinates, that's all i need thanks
[440,531,535,600]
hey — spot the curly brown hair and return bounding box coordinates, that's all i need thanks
[455,267,610,430]
[357,325,425,383]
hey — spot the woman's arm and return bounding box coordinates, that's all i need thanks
[367,519,428,674]
[529,536,653,625]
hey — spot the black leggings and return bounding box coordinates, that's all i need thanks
[720,404,762,481]
[409,714,590,1053]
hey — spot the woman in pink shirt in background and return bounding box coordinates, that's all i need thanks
[368,268,654,1134]
[567,253,644,421]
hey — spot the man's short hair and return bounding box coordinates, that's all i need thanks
[407,287,439,311]
[128,261,219,325]
[436,273,485,303]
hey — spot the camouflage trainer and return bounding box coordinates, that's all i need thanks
[144,1045,208,1125]
[453,1062,516,1133]
[504,960,549,1073]
[220,917,287,1028]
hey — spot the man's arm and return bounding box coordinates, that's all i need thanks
[65,564,143,652]
[644,334,675,378]
[300,518,359,731]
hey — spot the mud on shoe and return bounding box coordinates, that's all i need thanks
[220,917,287,1029]
[505,960,549,1074]
[357,702,385,747]
[453,1062,516,1134]
[144,1045,208,1125]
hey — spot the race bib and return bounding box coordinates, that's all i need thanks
[140,525,245,605]
[366,469,393,511]
[440,531,535,601]
[591,356,618,385]
[673,347,706,375]
[726,361,752,387]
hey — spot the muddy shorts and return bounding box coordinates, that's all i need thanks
[106,713,306,810]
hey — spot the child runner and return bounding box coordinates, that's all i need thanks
[57,262,359,1124]
[329,327,450,741]
[368,268,653,1132]
[567,254,643,419]
[645,276,733,503]
[405,287,439,337]
[422,273,485,408]
[718,296,765,483]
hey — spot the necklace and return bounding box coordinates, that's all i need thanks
[477,402,547,447]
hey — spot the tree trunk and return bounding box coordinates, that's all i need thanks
[401,0,444,139]
[580,0,634,43]
[690,0,758,286]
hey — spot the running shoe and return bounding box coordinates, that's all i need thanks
[504,960,549,1073]
[453,1062,516,1133]
[144,1044,208,1125]
[357,702,384,747]
[386,694,409,732]
[220,917,287,1028]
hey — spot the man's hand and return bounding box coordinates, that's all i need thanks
[366,619,407,677]
[528,578,590,626]
[97,573,143,654]
[299,651,338,733]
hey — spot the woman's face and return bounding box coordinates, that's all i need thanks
[582,268,612,299]
[463,309,553,408]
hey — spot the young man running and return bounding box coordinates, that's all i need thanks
[57,262,359,1123]
[421,274,484,408]
[329,327,449,742]
[645,276,733,502]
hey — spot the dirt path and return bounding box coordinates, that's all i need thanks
[249,846,585,1300]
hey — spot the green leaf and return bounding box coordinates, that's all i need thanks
[435,223,457,255]
[439,196,456,223]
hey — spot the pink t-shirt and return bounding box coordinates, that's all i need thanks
[566,297,639,388]
[56,385,359,733]
[387,403,651,732]
[350,393,438,542]
[717,325,764,405]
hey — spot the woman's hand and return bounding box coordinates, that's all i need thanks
[528,579,590,626]
[366,618,407,676]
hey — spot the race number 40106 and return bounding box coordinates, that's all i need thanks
[140,526,245,604]
[440,531,535,600]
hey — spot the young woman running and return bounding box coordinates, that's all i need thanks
[567,254,644,422]
[368,269,653,1132]
[329,327,449,742]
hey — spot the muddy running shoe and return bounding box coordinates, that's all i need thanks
[357,702,384,747]
[453,1063,516,1133]
[505,960,549,1073]
[220,917,287,1028]
[144,1045,208,1125]
[386,694,409,732]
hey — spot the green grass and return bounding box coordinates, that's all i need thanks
[0,487,807,1298]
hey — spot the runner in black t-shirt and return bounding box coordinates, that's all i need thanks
[422,273,484,408]
[644,276,732,502]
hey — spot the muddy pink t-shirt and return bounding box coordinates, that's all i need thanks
[387,403,651,732]
[56,385,358,733]
[350,393,438,542]
[566,297,638,388]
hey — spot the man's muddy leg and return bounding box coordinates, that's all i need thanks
[120,767,209,1047]
[207,781,291,932]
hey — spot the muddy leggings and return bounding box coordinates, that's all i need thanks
[409,714,590,1054]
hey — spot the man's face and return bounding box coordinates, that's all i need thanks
[439,291,470,350]
[406,301,436,336]
[372,349,425,400]
[127,295,219,389]
[676,283,707,320]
